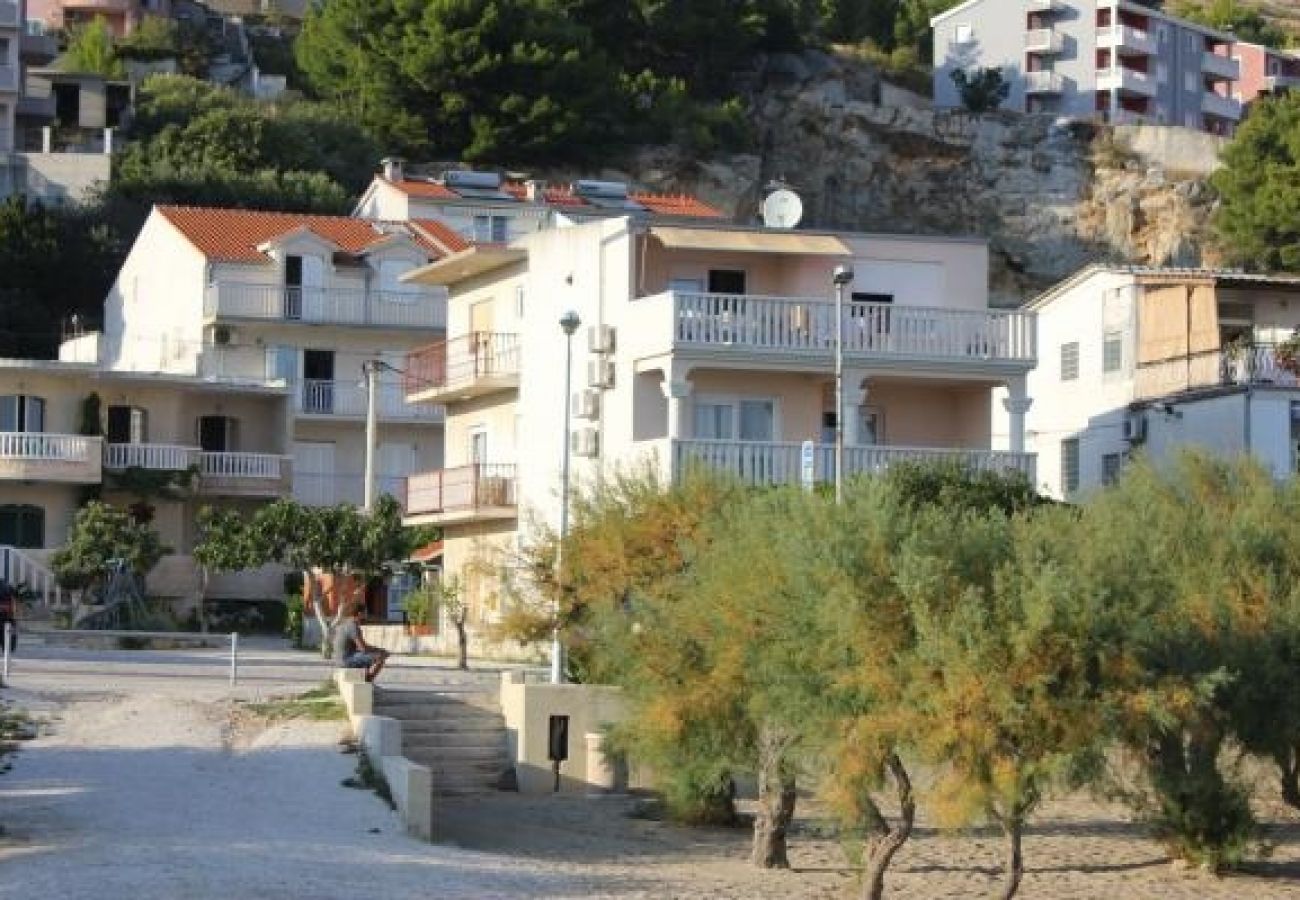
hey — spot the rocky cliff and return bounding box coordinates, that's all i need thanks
[622,52,1226,307]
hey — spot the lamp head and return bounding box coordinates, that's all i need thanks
[559,310,581,335]
[832,265,855,286]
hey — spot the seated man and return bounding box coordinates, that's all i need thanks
[334,600,389,683]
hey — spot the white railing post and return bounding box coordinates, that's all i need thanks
[230,632,239,687]
[2,622,11,686]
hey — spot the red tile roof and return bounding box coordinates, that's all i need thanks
[386,176,724,219]
[156,206,447,263]
[408,218,472,255]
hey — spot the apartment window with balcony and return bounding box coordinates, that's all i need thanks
[302,349,336,414]
[1060,342,1079,381]
[198,416,238,453]
[0,395,45,433]
[693,396,775,441]
[707,270,747,295]
[473,215,509,243]
[1061,438,1081,495]
[106,406,147,444]
[1103,331,1124,373]
[0,505,43,549]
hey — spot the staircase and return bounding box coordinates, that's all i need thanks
[374,678,510,796]
[0,546,65,609]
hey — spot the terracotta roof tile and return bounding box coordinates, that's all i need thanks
[383,176,459,199]
[408,218,472,255]
[156,206,442,264]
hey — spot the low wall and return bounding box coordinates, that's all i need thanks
[362,624,546,665]
[334,669,432,840]
[499,672,629,794]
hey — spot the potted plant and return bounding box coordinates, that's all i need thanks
[1223,336,1253,384]
[1274,333,1300,379]
[402,585,434,636]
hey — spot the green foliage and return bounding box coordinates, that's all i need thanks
[115,14,180,61]
[285,595,305,647]
[50,502,169,592]
[63,18,126,78]
[950,66,1010,113]
[1168,0,1287,47]
[1210,93,1300,271]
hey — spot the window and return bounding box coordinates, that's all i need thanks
[0,505,44,549]
[737,400,775,442]
[1060,342,1079,381]
[1061,438,1080,495]
[1184,71,1196,93]
[858,408,883,445]
[1102,452,1123,486]
[469,429,488,465]
[707,269,747,295]
[1103,331,1123,372]
[198,416,237,453]
[693,402,734,440]
[0,395,45,433]
[954,23,973,43]
[472,215,509,243]
[106,406,147,444]
[668,277,705,293]
[694,397,776,442]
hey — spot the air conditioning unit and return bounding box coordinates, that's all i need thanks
[1122,412,1147,444]
[587,324,616,354]
[574,389,601,420]
[587,358,615,389]
[571,428,600,458]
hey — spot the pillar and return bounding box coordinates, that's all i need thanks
[41,126,52,154]
[1002,377,1033,455]
[661,374,692,441]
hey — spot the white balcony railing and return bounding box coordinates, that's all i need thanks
[1025,29,1063,53]
[1202,92,1243,120]
[199,452,285,480]
[672,440,1036,487]
[661,293,1036,363]
[1097,65,1157,97]
[203,283,446,329]
[1202,51,1240,81]
[0,433,97,462]
[104,443,199,471]
[1096,24,1156,55]
[297,379,444,422]
[1025,70,1063,93]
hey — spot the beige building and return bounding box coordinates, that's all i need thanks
[401,215,1038,638]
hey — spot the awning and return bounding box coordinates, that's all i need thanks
[650,226,851,256]
[402,246,527,287]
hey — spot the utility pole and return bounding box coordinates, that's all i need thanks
[553,310,581,684]
[832,265,854,504]
[362,359,380,513]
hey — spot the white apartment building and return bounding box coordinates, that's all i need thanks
[399,215,1038,635]
[995,265,1300,500]
[0,0,22,163]
[101,205,453,509]
[932,0,1243,134]
[354,158,727,245]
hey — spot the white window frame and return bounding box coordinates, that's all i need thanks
[691,393,780,442]
[472,215,509,243]
[1102,330,1124,374]
[1061,437,1081,496]
[954,23,973,44]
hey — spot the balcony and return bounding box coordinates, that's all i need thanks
[1096,24,1157,56]
[1025,71,1063,94]
[0,1,16,27]
[1202,51,1240,81]
[1266,74,1300,92]
[1202,92,1243,121]
[670,440,1036,487]
[0,433,103,483]
[296,379,445,423]
[1096,65,1157,97]
[404,333,521,404]
[203,283,446,330]
[196,452,292,498]
[1135,344,1299,401]
[627,292,1036,375]
[403,464,518,525]
[1025,29,1063,54]
[22,30,59,64]
[104,443,198,472]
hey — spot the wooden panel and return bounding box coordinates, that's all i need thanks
[1189,284,1221,353]
[1138,284,1190,364]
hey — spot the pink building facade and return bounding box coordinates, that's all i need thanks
[26,0,171,37]
[1234,41,1300,104]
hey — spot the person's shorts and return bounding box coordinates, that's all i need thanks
[343,652,377,669]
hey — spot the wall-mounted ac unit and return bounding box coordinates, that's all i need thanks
[587,324,616,354]
[587,359,615,389]
[574,389,601,420]
[1122,412,1147,444]
[572,428,600,458]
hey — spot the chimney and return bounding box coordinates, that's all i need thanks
[525,179,546,203]
[381,157,406,183]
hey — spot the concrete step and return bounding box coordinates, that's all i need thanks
[374,705,504,725]
[405,754,507,775]
[399,719,504,736]
[375,689,499,706]
[402,732,506,751]
[402,744,506,762]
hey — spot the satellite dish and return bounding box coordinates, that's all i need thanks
[761,189,803,229]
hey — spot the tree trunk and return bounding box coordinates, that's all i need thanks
[860,753,915,900]
[455,616,469,670]
[306,572,332,659]
[197,566,209,634]
[1279,745,1300,811]
[997,817,1024,900]
[751,724,798,869]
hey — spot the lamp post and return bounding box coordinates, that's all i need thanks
[831,265,854,505]
[361,358,381,513]
[553,309,581,684]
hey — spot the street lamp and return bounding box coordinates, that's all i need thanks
[831,265,854,505]
[361,358,382,513]
[553,309,581,684]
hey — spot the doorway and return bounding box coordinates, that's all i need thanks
[302,350,336,414]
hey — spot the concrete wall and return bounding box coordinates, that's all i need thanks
[1142,388,1300,480]
[15,151,111,205]
[499,672,628,794]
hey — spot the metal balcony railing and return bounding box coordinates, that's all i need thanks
[404,333,521,396]
[404,464,517,517]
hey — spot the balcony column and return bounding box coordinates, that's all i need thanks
[845,372,870,445]
[1002,377,1033,454]
[661,374,693,440]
